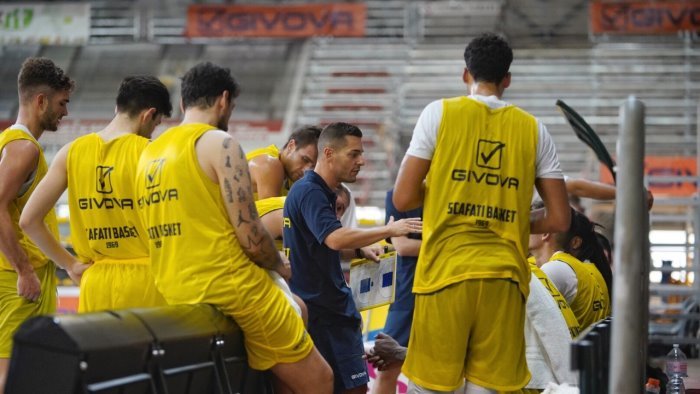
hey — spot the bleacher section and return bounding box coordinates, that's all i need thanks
[288,38,699,206]
[0,45,40,119]
[0,1,697,206]
[399,42,700,176]
[293,39,407,205]
[69,44,163,119]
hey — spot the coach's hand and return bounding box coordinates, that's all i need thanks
[17,269,41,302]
[360,244,384,262]
[386,216,422,237]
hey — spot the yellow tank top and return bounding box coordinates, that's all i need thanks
[549,251,610,329]
[67,133,149,262]
[245,144,290,199]
[0,127,58,270]
[529,256,581,338]
[255,196,285,217]
[136,123,262,305]
[255,196,285,250]
[415,97,538,296]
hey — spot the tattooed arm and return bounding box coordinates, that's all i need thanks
[195,130,289,278]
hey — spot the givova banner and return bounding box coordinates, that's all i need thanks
[0,3,90,45]
[187,3,366,38]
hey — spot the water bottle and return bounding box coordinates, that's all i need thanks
[667,344,688,378]
[667,344,688,394]
[667,376,686,394]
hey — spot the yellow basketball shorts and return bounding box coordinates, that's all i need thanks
[78,257,167,313]
[402,278,530,392]
[0,262,57,358]
[215,267,314,371]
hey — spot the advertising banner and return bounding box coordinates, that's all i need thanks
[0,3,90,45]
[187,3,366,38]
[591,1,700,34]
[600,156,697,196]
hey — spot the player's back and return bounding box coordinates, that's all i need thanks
[67,133,149,261]
[136,123,265,306]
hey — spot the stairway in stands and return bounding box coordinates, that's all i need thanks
[293,38,409,207]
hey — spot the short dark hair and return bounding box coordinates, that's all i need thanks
[18,57,74,101]
[336,184,351,203]
[283,125,322,150]
[116,75,172,118]
[318,122,363,150]
[463,33,513,84]
[181,62,240,109]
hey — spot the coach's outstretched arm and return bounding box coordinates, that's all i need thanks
[324,216,422,252]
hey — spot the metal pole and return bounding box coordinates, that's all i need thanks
[281,40,312,139]
[694,103,700,294]
[609,96,647,393]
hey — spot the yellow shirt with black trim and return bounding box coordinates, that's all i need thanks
[415,97,538,297]
[0,127,58,270]
[549,251,610,329]
[528,256,581,338]
[245,144,290,199]
[136,123,269,306]
[67,133,149,262]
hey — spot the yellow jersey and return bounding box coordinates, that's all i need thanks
[0,127,58,270]
[255,196,285,217]
[549,251,610,329]
[416,97,538,296]
[67,133,149,262]
[255,196,285,251]
[136,123,266,306]
[245,144,290,199]
[529,257,581,338]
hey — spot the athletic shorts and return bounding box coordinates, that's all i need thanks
[0,262,57,358]
[383,259,416,347]
[216,268,314,371]
[267,270,301,317]
[403,278,529,392]
[308,316,368,391]
[79,257,166,313]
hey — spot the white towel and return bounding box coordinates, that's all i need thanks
[525,274,579,389]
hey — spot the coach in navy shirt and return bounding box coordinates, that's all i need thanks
[283,122,421,394]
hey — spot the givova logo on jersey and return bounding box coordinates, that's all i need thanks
[78,166,134,210]
[138,158,179,207]
[450,139,519,190]
[145,159,165,189]
[476,139,505,170]
[96,166,114,194]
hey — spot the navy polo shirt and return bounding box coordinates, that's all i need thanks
[283,170,361,324]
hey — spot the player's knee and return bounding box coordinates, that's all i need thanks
[317,359,334,387]
[303,357,333,391]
